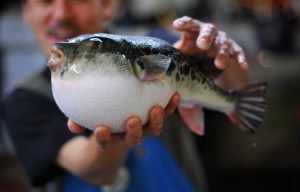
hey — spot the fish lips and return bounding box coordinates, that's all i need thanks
[48,43,67,72]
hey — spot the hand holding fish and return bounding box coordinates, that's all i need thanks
[68,93,180,147]
[173,16,248,70]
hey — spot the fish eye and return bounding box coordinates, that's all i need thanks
[89,38,102,49]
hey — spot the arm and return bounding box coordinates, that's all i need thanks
[56,134,129,185]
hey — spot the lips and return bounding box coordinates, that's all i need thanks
[48,22,80,43]
[49,32,78,46]
[50,31,77,40]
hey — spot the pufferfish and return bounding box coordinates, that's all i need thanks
[47,33,267,135]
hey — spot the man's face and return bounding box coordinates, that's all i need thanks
[23,0,113,56]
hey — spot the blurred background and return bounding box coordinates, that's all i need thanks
[0,0,299,191]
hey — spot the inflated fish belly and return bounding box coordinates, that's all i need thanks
[51,69,174,133]
[48,33,267,135]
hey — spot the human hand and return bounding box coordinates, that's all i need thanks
[172,16,248,71]
[68,92,180,148]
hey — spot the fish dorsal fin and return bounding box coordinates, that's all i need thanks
[133,54,171,81]
[178,104,205,136]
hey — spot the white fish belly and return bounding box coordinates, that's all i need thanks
[51,73,174,133]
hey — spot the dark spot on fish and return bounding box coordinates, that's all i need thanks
[84,53,95,60]
[176,73,180,82]
[60,65,68,77]
[167,62,176,73]
[191,70,196,81]
[179,66,184,74]
[166,71,172,76]
[183,65,190,76]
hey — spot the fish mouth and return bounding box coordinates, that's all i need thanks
[48,45,65,72]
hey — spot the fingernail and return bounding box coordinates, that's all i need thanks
[215,57,228,70]
[197,38,206,45]
[96,128,108,139]
[239,56,247,65]
[241,62,249,70]
[174,19,184,26]
[176,16,191,24]
[197,38,209,50]
[129,119,141,131]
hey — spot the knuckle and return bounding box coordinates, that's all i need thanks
[206,23,217,31]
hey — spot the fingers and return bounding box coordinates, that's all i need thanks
[125,117,143,147]
[173,16,200,33]
[229,39,249,70]
[164,92,180,117]
[144,92,180,136]
[214,31,230,70]
[212,30,249,70]
[173,16,249,71]
[93,118,143,148]
[94,126,112,148]
[172,16,198,52]
[67,119,85,133]
[75,93,180,148]
[67,119,116,148]
[214,36,249,70]
[120,92,180,147]
[173,16,217,52]
[144,105,164,136]
[196,23,217,51]
[92,112,162,148]
[94,125,126,148]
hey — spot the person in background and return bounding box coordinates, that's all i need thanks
[2,0,248,191]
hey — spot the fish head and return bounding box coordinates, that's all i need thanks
[47,34,109,78]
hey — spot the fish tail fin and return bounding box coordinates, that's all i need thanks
[228,81,267,133]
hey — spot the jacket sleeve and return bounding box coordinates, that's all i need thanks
[3,88,76,186]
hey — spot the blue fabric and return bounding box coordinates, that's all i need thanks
[61,137,195,192]
[125,137,195,192]
[61,174,99,192]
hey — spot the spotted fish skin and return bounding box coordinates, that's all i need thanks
[48,33,267,134]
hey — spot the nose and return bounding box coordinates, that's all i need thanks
[53,0,72,21]
[48,45,65,71]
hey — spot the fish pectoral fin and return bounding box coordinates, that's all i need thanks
[133,54,171,81]
[178,104,205,136]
